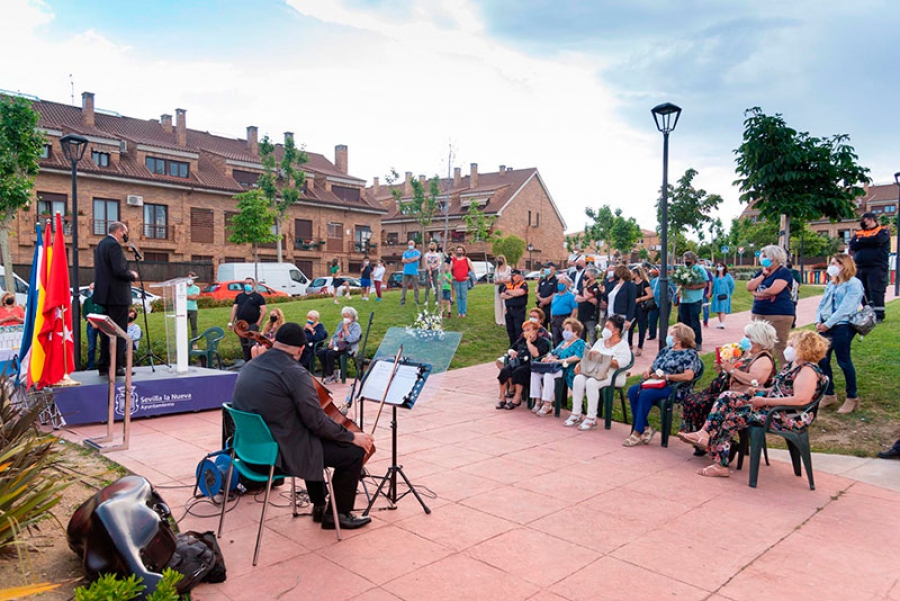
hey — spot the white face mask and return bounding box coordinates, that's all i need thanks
[601,328,613,340]
[783,346,797,363]
[717,266,724,272]
[826,264,841,278]
[343,317,352,324]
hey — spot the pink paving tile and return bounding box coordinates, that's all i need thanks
[186,584,232,600]
[849,480,900,503]
[217,553,373,601]
[528,502,652,554]
[264,505,389,551]
[455,455,552,485]
[516,468,625,504]
[394,501,518,551]
[411,423,486,444]
[384,554,539,601]
[349,588,404,601]
[388,432,447,454]
[460,484,571,525]
[319,525,452,585]
[466,528,601,588]
[413,468,504,503]
[512,447,589,471]
[495,424,580,446]
[455,433,539,456]
[525,592,572,601]
[210,523,309,578]
[581,485,699,530]
[407,444,494,469]
[550,556,710,601]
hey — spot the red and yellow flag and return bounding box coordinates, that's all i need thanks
[37,214,75,387]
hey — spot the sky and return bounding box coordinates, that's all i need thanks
[2,0,898,236]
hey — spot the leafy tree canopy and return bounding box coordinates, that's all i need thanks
[0,95,43,217]
[228,189,277,246]
[492,234,526,267]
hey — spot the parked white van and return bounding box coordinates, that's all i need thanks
[0,266,30,306]
[216,262,310,296]
[469,261,496,283]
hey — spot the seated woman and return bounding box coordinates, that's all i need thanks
[565,315,632,431]
[496,320,551,410]
[625,323,702,447]
[301,310,328,371]
[679,320,777,441]
[316,306,362,384]
[251,307,285,358]
[0,293,24,326]
[682,330,829,478]
[530,318,586,417]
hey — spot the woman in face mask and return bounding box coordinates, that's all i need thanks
[251,308,285,358]
[0,293,24,326]
[814,253,865,414]
[493,254,511,327]
[548,276,578,344]
[300,310,329,371]
[317,306,362,384]
[565,315,632,430]
[746,244,795,367]
[529,318,586,416]
[710,263,735,329]
[678,320,777,445]
[683,330,828,478]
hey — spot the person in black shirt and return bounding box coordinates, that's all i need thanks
[535,263,558,330]
[228,277,267,362]
[576,268,601,345]
[849,212,891,322]
[360,258,374,301]
[500,270,529,347]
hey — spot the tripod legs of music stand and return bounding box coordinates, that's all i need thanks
[363,406,430,516]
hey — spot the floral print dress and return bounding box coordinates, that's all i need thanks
[704,362,827,467]
[549,338,587,389]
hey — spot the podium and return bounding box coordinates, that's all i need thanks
[85,314,133,452]
[158,276,191,374]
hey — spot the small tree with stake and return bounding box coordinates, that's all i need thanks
[256,135,307,263]
[228,189,277,282]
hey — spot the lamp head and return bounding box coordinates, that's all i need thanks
[527,243,534,251]
[59,133,89,163]
[651,102,682,134]
[894,171,900,185]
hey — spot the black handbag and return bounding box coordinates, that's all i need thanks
[639,297,657,312]
[531,361,563,374]
[717,294,728,301]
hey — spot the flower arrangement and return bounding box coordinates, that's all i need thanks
[671,265,706,287]
[406,300,444,340]
[716,342,744,364]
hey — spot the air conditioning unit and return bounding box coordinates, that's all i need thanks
[120,140,128,153]
[126,195,143,206]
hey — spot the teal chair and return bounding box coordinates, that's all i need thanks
[217,404,341,565]
[654,361,705,447]
[599,352,635,430]
[190,327,225,369]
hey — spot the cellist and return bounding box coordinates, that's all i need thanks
[232,322,375,530]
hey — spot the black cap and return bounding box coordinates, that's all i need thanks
[511,269,522,276]
[545,262,557,269]
[275,322,306,347]
[861,212,876,221]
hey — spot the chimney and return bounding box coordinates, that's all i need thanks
[373,177,380,195]
[335,144,348,174]
[247,126,258,155]
[404,171,413,196]
[453,167,461,187]
[469,163,478,189]
[82,92,95,128]
[284,131,294,146]
[175,108,187,146]
[160,114,172,134]
[499,164,506,177]
[418,174,426,189]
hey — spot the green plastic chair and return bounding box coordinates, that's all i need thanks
[654,361,705,447]
[189,327,225,369]
[599,352,635,430]
[217,404,341,565]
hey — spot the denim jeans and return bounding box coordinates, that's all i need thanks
[86,323,99,370]
[818,323,857,397]
[627,383,673,435]
[453,280,469,315]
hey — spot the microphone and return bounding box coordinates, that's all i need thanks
[128,243,144,261]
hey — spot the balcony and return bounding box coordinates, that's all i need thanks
[142,223,173,241]
[294,238,324,251]
[38,215,73,236]
[353,241,377,253]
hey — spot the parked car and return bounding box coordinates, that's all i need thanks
[386,270,430,289]
[470,261,495,283]
[0,266,29,307]
[306,276,362,295]
[216,262,310,297]
[78,285,161,313]
[524,270,542,280]
[199,281,289,300]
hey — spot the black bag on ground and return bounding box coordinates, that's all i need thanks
[165,530,226,589]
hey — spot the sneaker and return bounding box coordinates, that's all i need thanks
[716,324,725,329]
[334,299,340,304]
[578,418,598,431]
[376,297,382,302]
[564,414,582,427]
[362,296,369,301]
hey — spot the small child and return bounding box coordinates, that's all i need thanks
[127,310,143,352]
[441,268,453,318]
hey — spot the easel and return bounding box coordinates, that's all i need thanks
[84,314,133,452]
[360,357,432,515]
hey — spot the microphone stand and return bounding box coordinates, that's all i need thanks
[128,244,168,372]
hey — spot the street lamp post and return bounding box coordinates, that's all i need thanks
[527,242,534,270]
[59,133,88,372]
[894,172,900,296]
[651,102,682,351]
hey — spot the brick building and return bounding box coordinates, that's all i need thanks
[368,164,566,270]
[12,91,385,284]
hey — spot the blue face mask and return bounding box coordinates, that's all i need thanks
[557,283,567,292]
[244,284,253,293]
[739,336,752,352]
[665,335,675,348]
[562,330,575,341]
[760,258,772,268]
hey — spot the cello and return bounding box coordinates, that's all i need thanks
[234,320,375,464]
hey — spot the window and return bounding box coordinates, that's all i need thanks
[333,185,361,202]
[232,169,260,187]
[191,255,213,263]
[354,225,372,252]
[886,205,897,214]
[386,232,399,246]
[143,251,169,262]
[327,222,343,253]
[145,156,189,178]
[91,150,110,167]
[190,207,214,243]
[143,204,168,239]
[37,192,66,217]
[224,257,245,263]
[295,219,313,241]
[527,210,532,227]
[40,144,51,159]
[451,231,466,243]
[93,198,119,235]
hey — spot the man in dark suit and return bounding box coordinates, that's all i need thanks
[232,323,374,530]
[93,221,137,377]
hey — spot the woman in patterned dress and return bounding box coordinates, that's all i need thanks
[681,330,829,477]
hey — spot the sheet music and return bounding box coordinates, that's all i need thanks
[361,361,422,406]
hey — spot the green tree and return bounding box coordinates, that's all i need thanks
[228,189,277,281]
[565,232,584,254]
[0,95,44,293]
[656,168,724,261]
[256,135,307,262]
[609,208,641,257]
[492,234,526,267]
[584,205,615,260]
[733,107,870,254]
[463,203,499,261]
[405,176,442,246]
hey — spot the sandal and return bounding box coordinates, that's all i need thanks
[504,401,522,410]
[635,348,643,357]
[496,399,508,410]
[536,404,553,416]
[679,431,709,450]
[640,427,655,445]
[622,432,643,447]
[531,402,542,414]
[697,464,730,478]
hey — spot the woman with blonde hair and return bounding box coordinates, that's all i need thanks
[682,330,829,478]
[251,307,285,358]
[815,253,864,414]
[493,254,511,326]
[0,292,24,326]
[747,244,795,366]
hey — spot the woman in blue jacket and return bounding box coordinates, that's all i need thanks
[815,254,864,414]
[710,263,736,329]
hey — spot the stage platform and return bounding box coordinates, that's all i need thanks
[50,365,237,426]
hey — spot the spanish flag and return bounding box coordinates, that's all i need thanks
[38,213,75,387]
[20,222,51,388]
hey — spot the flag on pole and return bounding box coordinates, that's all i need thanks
[16,223,44,385]
[22,222,52,388]
[38,213,75,387]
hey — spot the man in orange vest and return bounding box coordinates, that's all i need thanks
[849,212,890,323]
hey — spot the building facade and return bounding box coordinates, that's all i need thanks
[13,91,385,284]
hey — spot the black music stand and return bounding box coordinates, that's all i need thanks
[128,248,167,371]
[361,358,432,516]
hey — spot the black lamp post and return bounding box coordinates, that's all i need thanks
[894,172,900,296]
[651,102,682,351]
[527,242,534,270]
[59,133,88,371]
